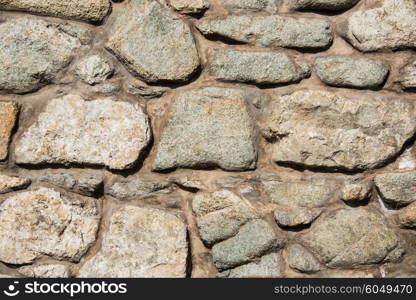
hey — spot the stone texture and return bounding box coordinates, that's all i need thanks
[197,15,332,50]
[399,60,416,90]
[0,174,30,194]
[0,18,80,93]
[300,207,402,268]
[262,90,416,171]
[75,55,114,85]
[192,190,257,245]
[287,244,323,274]
[292,0,359,11]
[153,87,257,171]
[341,0,416,52]
[341,180,372,203]
[207,49,310,85]
[221,0,279,12]
[79,206,188,278]
[57,23,93,45]
[274,207,322,228]
[0,0,111,23]
[125,80,167,99]
[0,188,100,265]
[19,264,70,278]
[0,102,18,160]
[15,95,151,170]
[398,202,416,228]
[106,0,199,83]
[315,56,389,89]
[107,177,175,200]
[169,0,209,14]
[375,171,416,206]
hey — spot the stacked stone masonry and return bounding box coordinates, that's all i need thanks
[1,0,416,278]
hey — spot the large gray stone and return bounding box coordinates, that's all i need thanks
[153,87,257,171]
[375,171,416,206]
[15,95,151,170]
[0,102,18,161]
[0,18,80,93]
[106,0,199,83]
[0,174,30,194]
[262,90,416,171]
[292,0,359,11]
[399,59,416,90]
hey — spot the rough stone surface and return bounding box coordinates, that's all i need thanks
[153,87,257,171]
[262,90,416,171]
[107,177,175,200]
[287,244,323,273]
[221,0,279,12]
[399,60,416,90]
[169,0,209,14]
[0,174,31,194]
[106,0,200,83]
[0,102,18,160]
[208,49,310,85]
[15,95,151,170]
[315,56,389,89]
[0,18,80,93]
[125,80,167,99]
[197,15,332,50]
[398,202,416,228]
[18,264,70,278]
[341,180,372,203]
[75,55,114,85]
[375,171,416,206]
[79,206,188,278]
[274,207,322,228]
[293,0,359,10]
[0,188,100,265]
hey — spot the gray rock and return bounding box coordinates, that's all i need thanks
[57,23,94,45]
[125,80,168,99]
[292,0,359,11]
[79,206,188,278]
[91,82,120,94]
[0,102,18,161]
[0,174,31,194]
[221,0,279,12]
[15,95,151,170]
[153,87,257,171]
[315,56,389,89]
[375,171,416,206]
[0,18,80,93]
[107,177,175,200]
[197,14,332,50]
[106,0,200,83]
[169,0,209,14]
[19,264,70,278]
[207,49,310,85]
[0,188,100,265]
[75,55,114,85]
[287,244,323,273]
[341,180,372,203]
[274,207,322,227]
[0,0,110,23]
[398,202,416,228]
[341,0,416,52]
[399,60,416,90]
[262,90,416,171]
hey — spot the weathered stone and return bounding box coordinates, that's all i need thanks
[0,188,100,265]
[125,80,168,99]
[197,15,332,50]
[107,177,175,200]
[287,244,323,274]
[262,90,416,171]
[0,0,111,23]
[300,207,402,268]
[375,171,416,206]
[399,60,416,90]
[315,56,389,89]
[292,0,359,11]
[212,219,283,270]
[341,0,416,52]
[169,0,209,14]
[79,206,188,278]
[19,264,70,278]
[0,174,30,194]
[75,55,114,85]
[207,49,310,85]
[91,82,120,94]
[153,87,257,171]
[192,190,257,245]
[221,0,279,12]
[15,95,151,170]
[57,23,94,45]
[341,180,372,203]
[0,102,18,160]
[106,0,200,83]
[398,202,416,228]
[274,207,322,227]
[169,175,205,190]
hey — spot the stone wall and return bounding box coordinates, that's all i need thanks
[0,0,416,278]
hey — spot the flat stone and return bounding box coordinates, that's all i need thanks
[15,95,151,170]
[19,264,70,278]
[341,180,372,203]
[287,244,323,273]
[375,171,416,206]
[207,49,310,85]
[192,190,257,245]
[75,55,114,85]
[79,206,188,278]
[262,90,416,171]
[0,174,30,194]
[106,0,199,83]
[0,18,80,93]
[300,207,402,268]
[0,102,18,160]
[274,207,322,227]
[197,15,332,50]
[0,188,100,265]
[125,80,167,99]
[0,0,110,23]
[153,87,257,171]
[221,0,279,12]
[315,56,389,89]
[398,202,416,228]
[399,60,416,90]
[169,0,209,14]
[292,0,359,10]
[340,0,416,52]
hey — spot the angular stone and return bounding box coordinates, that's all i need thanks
[315,56,389,89]
[107,177,175,200]
[287,244,322,274]
[0,174,30,194]
[399,60,416,90]
[106,0,199,83]
[169,0,209,14]
[262,90,416,171]
[0,102,18,160]
[300,207,402,268]
[75,55,114,85]
[0,188,100,265]
[274,207,322,227]
[221,0,279,12]
[292,0,359,11]
[197,15,332,50]
[15,95,151,170]
[192,190,257,245]
[341,0,416,52]
[341,180,372,203]
[0,0,110,23]
[0,18,80,93]
[153,87,257,171]
[207,49,310,85]
[398,202,416,228]
[375,171,416,206]
[19,264,70,278]
[79,206,188,278]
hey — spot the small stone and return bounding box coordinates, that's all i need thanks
[169,175,205,190]
[375,171,416,206]
[207,49,310,85]
[398,202,416,228]
[192,190,257,245]
[341,180,372,203]
[75,55,114,85]
[19,264,70,278]
[15,95,151,170]
[0,188,100,265]
[0,102,18,161]
[125,80,168,99]
[315,56,389,89]
[221,0,279,12]
[399,60,416,90]
[0,174,31,194]
[292,0,359,11]
[91,82,120,94]
[169,0,209,14]
[79,206,188,278]
[153,87,257,171]
[287,244,323,274]
[274,207,322,227]
[57,23,94,45]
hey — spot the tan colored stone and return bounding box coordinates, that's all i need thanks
[0,174,30,194]
[398,202,416,228]
[0,102,18,161]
